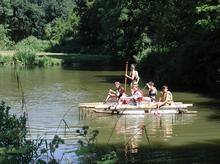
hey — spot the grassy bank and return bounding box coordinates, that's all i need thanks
[37,52,110,65]
[0,51,110,66]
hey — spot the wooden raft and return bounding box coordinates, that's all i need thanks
[78,102,197,115]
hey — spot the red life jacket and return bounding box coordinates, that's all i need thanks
[134,90,143,102]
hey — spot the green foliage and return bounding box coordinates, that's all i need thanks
[0,100,29,163]
[75,126,119,164]
[130,0,220,89]
[15,46,37,65]
[43,0,74,22]
[0,100,64,163]
[45,9,80,43]
[38,55,62,65]
[0,0,14,50]
[0,54,15,65]
[0,25,14,50]
[74,0,152,60]
[0,0,13,18]
[9,0,46,41]
[14,36,61,65]
[75,126,99,157]
[0,0,75,42]
[15,36,57,52]
[95,151,118,164]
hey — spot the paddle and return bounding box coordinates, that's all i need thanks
[124,61,128,93]
[122,62,128,105]
[156,97,161,117]
[142,85,147,91]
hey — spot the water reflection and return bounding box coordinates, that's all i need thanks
[84,113,200,163]
[82,113,197,143]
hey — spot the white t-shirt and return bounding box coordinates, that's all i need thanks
[132,91,142,100]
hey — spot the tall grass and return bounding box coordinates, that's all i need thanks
[15,36,57,52]
[0,55,15,65]
[15,46,37,65]
[38,55,61,65]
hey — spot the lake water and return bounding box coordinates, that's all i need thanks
[0,65,220,163]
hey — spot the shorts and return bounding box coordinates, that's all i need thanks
[130,81,137,92]
[150,97,154,102]
[134,100,137,106]
[118,94,122,99]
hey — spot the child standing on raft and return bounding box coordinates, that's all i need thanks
[103,81,124,104]
[125,64,140,95]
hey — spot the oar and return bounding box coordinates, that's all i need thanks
[156,97,161,117]
[142,85,147,91]
[124,61,128,93]
[123,62,128,104]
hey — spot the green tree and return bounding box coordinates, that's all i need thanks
[9,0,45,41]
[45,9,80,42]
[0,0,14,49]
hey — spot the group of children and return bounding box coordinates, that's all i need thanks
[103,64,173,108]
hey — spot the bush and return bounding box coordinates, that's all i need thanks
[0,55,15,65]
[38,55,62,65]
[15,46,37,65]
[0,100,30,163]
[0,100,64,163]
[15,36,58,52]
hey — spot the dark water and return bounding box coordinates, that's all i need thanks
[1,65,220,163]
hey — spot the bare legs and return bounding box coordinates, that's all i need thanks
[103,94,118,104]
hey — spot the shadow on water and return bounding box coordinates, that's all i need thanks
[96,138,220,163]
[95,75,125,84]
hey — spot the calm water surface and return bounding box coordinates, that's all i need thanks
[0,65,220,163]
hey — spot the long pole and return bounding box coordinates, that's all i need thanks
[156,97,161,117]
[124,61,128,93]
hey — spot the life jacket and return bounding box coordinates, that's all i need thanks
[134,90,143,102]
[162,91,173,104]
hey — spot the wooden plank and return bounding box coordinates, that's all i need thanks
[94,109,197,115]
[80,104,193,109]
[95,110,147,115]
[79,101,183,105]
[78,101,183,107]
[185,111,198,114]
[79,106,193,111]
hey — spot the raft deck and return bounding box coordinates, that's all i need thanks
[78,102,197,115]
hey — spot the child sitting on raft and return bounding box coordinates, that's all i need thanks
[156,85,173,108]
[121,84,143,107]
[103,81,125,104]
[142,81,157,103]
